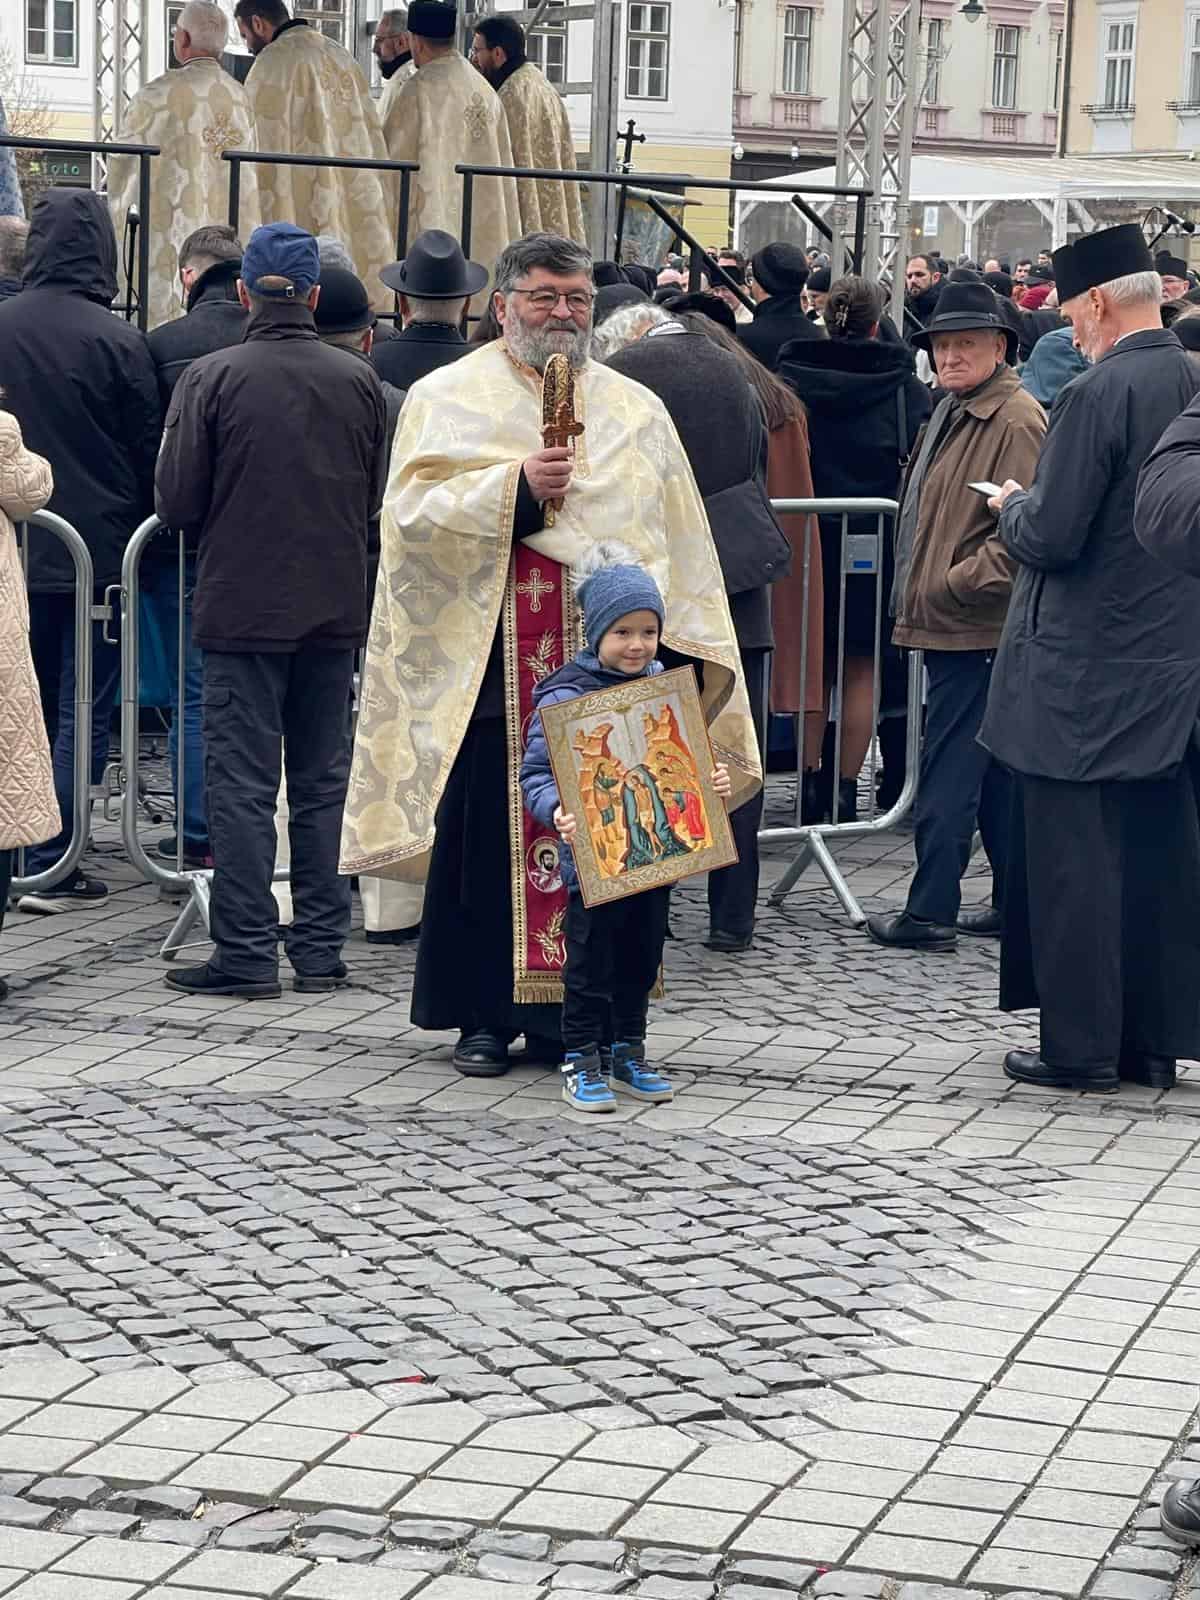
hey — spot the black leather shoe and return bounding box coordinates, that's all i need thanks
[1161,1479,1200,1544]
[365,925,420,945]
[293,963,351,994]
[1004,1049,1119,1094]
[705,929,754,953]
[866,912,956,952]
[164,962,281,999]
[453,1028,513,1077]
[956,905,1003,938]
[1120,1053,1177,1090]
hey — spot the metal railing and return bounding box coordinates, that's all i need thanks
[11,512,96,895]
[759,496,923,926]
[222,148,421,265]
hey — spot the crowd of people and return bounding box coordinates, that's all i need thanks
[1,0,1200,1122]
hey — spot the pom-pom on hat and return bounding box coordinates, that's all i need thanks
[574,542,665,654]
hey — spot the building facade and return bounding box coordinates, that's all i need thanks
[1062,0,1200,156]
[732,0,1064,181]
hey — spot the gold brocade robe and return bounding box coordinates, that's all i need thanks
[340,341,762,883]
[108,57,259,330]
[497,62,585,244]
[244,23,394,311]
[377,61,416,125]
[382,51,520,305]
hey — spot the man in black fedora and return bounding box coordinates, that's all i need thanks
[982,222,1200,1096]
[867,279,1045,955]
[372,228,489,392]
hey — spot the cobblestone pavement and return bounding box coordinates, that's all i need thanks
[0,801,1194,1598]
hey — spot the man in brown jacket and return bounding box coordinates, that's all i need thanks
[868,280,1046,952]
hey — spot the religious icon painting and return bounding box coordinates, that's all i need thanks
[540,665,738,908]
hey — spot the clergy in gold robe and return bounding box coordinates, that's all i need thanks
[374,7,417,124]
[108,2,258,330]
[234,0,394,310]
[471,15,585,244]
[382,1,520,306]
[341,232,760,1077]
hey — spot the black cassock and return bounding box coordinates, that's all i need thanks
[980,328,1200,1070]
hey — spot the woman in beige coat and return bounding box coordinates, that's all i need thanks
[0,408,60,995]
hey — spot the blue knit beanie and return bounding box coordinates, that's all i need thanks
[574,543,665,653]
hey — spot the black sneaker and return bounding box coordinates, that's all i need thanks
[164,962,281,999]
[17,877,109,916]
[156,836,213,870]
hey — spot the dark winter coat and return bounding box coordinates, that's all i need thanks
[146,258,247,408]
[1136,390,1200,580]
[606,328,789,651]
[0,188,161,593]
[777,335,932,655]
[155,299,387,653]
[904,279,943,335]
[521,652,665,892]
[737,292,824,371]
[981,328,1200,781]
[372,320,468,390]
[0,276,21,303]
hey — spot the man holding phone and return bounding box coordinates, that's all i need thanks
[868,280,1046,953]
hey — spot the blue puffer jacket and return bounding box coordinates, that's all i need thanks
[520,651,664,892]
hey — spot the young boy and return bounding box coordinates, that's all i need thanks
[521,545,731,1113]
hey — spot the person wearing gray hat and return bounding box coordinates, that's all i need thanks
[739,240,824,370]
[373,229,487,391]
[983,222,1200,1097]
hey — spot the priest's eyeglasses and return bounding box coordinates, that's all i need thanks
[510,288,594,314]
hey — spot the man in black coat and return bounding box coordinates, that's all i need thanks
[738,241,823,371]
[156,223,386,1000]
[904,252,944,338]
[981,223,1200,1096]
[372,229,486,390]
[607,307,791,951]
[147,223,247,407]
[0,188,161,915]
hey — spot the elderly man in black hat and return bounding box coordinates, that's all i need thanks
[867,280,1045,954]
[740,241,823,370]
[1156,248,1192,302]
[982,223,1200,1095]
[372,228,488,392]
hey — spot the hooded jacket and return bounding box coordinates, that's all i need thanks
[0,189,161,592]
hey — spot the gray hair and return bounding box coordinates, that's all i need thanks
[378,6,408,30]
[321,328,371,352]
[1103,270,1162,307]
[591,301,670,360]
[0,217,29,279]
[315,235,355,272]
[178,0,228,54]
[404,293,464,323]
[494,232,593,298]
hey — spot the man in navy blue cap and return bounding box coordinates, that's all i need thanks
[156,220,387,1000]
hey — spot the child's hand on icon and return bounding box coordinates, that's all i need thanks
[712,764,731,800]
[553,806,577,843]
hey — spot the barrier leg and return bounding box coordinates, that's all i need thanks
[160,873,211,961]
[767,840,815,905]
[808,831,867,926]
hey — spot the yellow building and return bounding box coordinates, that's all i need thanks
[1063,0,1200,157]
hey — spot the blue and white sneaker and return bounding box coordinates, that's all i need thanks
[610,1041,674,1103]
[561,1051,617,1113]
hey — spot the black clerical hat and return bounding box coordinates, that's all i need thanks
[911,278,1017,363]
[313,266,374,334]
[407,1,457,39]
[1053,223,1153,305]
[661,290,738,333]
[380,228,489,299]
[1157,249,1191,282]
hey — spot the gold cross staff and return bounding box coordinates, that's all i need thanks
[541,353,585,527]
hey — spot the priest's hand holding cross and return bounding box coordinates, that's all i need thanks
[524,446,574,505]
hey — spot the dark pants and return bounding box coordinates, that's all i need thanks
[1002,767,1200,1071]
[562,885,670,1054]
[0,851,10,935]
[203,648,354,982]
[707,646,768,938]
[24,594,123,879]
[142,554,206,848]
[907,648,1011,926]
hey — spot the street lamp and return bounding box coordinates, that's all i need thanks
[960,0,985,19]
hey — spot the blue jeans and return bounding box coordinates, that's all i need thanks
[141,554,207,847]
[25,593,123,880]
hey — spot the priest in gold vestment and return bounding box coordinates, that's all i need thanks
[234,0,394,310]
[341,233,761,1078]
[374,7,416,123]
[382,1,520,305]
[109,2,259,330]
[471,15,586,244]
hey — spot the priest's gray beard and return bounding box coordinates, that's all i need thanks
[505,314,591,373]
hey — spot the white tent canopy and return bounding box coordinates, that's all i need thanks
[734,152,1200,258]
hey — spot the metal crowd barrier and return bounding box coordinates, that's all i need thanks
[11,513,96,896]
[759,497,923,927]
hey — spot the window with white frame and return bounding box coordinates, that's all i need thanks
[1051,27,1063,109]
[1102,17,1135,108]
[296,0,346,45]
[991,25,1020,108]
[923,18,946,104]
[782,7,813,95]
[1187,12,1200,103]
[627,3,670,99]
[528,0,568,86]
[25,0,77,65]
